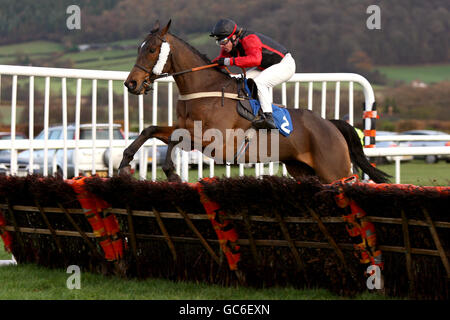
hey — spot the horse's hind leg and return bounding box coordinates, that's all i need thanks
[283,160,316,181]
[119,125,175,174]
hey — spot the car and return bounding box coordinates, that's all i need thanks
[128,132,168,168]
[17,124,127,177]
[0,154,39,177]
[400,130,450,163]
[374,131,413,165]
[128,132,212,169]
[0,132,27,157]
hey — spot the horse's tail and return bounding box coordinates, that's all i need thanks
[329,119,391,183]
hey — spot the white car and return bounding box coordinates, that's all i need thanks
[18,124,127,177]
[374,131,413,164]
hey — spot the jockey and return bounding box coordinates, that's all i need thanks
[210,18,296,130]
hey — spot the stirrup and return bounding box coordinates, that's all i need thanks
[252,113,276,130]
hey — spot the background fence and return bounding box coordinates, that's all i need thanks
[0,64,449,183]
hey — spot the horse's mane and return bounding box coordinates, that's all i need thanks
[170,33,230,78]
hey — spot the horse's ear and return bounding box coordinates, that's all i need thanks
[160,19,172,37]
[150,20,160,34]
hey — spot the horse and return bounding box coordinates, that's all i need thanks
[119,20,390,184]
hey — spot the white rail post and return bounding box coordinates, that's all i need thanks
[308,82,313,110]
[91,79,97,176]
[294,82,300,109]
[43,76,50,176]
[152,82,158,181]
[348,81,354,126]
[28,76,34,174]
[108,80,114,177]
[334,81,340,119]
[321,81,327,118]
[395,157,401,184]
[74,79,82,177]
[138,95,145,179]
[10,75,17,176]
[61,77,68,178]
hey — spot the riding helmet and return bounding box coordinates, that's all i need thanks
[210,18,238,39]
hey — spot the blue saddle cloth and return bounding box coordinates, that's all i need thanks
[244,79,293,137]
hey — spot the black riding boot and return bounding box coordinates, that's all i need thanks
[252,112,277,129]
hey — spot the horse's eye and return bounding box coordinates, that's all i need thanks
[149,47,156,53]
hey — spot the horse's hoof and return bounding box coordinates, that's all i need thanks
[118,165,132,176]
[167,173,182,183]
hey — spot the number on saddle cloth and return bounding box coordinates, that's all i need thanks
[241,78,293,137]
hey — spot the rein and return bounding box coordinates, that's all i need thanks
[134,37,246,101]
[134,63,220,81]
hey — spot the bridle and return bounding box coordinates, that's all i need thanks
[132,34,245,95]
[132,34,219,94]
[133,34,168,94]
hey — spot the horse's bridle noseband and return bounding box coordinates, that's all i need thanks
[133,35,169,94]
[131,34,225,95]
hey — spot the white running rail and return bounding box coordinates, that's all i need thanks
[2,64,448,184]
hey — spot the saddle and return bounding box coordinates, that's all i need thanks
[235,78,286,122]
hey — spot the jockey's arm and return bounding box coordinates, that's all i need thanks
[212,48,232,67]
[229,34,262,68]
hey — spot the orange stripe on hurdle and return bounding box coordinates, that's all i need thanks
[363,111,379,119]
[364,144,375,148]
[364,130,376,137]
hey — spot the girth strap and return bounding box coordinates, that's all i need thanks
[178,92,246,101]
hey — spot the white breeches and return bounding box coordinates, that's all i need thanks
[246,53,296,113]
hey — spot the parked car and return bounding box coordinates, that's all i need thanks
[17,124,127,177]
[128,132,168,168]
[400,130,450,163]
[0,154,39,177]
[129,132,211,169]
[374,131,413,164]
[0,132,27,157]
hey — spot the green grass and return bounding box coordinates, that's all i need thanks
[63,49,136,63]
[375,63,450,84]
[376,159,449,186]
[0,244,11,260]
[0,41,64,56]
[0,254,388,300]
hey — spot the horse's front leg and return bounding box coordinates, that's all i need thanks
[161,139,182,182]
[118,125,175,174]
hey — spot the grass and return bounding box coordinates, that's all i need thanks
[376,159,449,186]
[375,63,450,84]
[0,251,388,300]
[0,41,64,56]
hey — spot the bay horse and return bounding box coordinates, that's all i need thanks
[119,20,390,184]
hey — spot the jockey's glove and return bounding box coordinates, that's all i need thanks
[217,58,231,66]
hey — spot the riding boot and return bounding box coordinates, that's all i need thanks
[252,112,277,129]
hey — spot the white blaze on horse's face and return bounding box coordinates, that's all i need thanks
[152,41,170,75]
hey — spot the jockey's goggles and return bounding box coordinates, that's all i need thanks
[216,37,230,46]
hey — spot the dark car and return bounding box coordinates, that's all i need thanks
[400,130,450,163]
